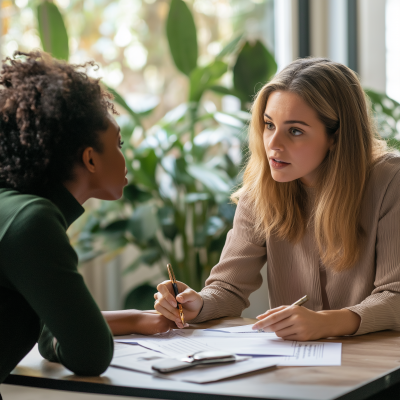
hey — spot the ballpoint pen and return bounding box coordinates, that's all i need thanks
[167,263,185,326]
[291,294,309,307]
[257,295,309,332]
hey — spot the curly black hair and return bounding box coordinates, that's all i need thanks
[0,51,117,194]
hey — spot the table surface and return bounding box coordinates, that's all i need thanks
[5,317,400,400]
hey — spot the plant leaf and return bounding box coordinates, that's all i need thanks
[124,283,157,310]
[233,40,277,104]
[189,61,228,102]
[158,206,178,241]
[123,184,153,203]
[123,248,161,274]
[104,84,142,127]
[217,33,244,59]
[187,164,233,195]
[128,204,159,242]
[185,192,211,203]
[37,1,69,60]
[167,0,198,76]
[102,219,129,234]
[132,149,158,189]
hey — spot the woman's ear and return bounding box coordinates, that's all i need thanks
[82,147,96,173]
[329,131,338,152]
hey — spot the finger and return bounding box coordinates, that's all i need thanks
[155,296,180,319]
[253,308,294,330]
[156,282,177,307]
[274,325,298,339]
[154,301,180,323]
[265,317,294,333]
[256,306,287,319]
[176,288,199,304]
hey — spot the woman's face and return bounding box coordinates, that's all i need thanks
[263,91,334,187]
[92,115,128,200]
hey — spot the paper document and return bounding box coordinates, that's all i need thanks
[115,330,293,357]
[112,348,167,374]
[114,329,342,366]
[176,330,294,356]
[115,331,218,358]
[277,342,342,366]
[159,357,280,383]
[205,324,278,338]
[113,342,149,359]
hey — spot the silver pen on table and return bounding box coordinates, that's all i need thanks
[257,295,309,332]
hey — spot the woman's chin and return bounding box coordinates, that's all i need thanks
[271,173,296,183]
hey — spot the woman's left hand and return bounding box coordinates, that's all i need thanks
[252,306,361,341]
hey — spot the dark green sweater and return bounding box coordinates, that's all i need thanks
[0,183,114,383]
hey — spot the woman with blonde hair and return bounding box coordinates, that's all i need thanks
[154,58,400,340]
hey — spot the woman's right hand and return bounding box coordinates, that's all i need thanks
[154,280,204,328]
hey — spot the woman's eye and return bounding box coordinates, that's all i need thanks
[290,128,302,136]
[265,122,274,130]
[119,140,124,148]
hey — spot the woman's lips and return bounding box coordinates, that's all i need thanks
[270,158,291,169]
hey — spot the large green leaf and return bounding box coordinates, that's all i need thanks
[217,33,243,60]
[104,85,143,127]
[128,204,159,242]
[37,1,69,61]
[187,164,232,195]
[124,283,157,310]
[123,248,161,274]
[102,219,128,235]
[132,149,158,189]
[189,61,228,102]
[233,40,277,104]
[167,0,198,76]
[123,184,153,203]
[157,206,178,241]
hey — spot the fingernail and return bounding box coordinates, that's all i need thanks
[184,323,189,328]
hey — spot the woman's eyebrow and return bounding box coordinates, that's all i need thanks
[264,113,310,127]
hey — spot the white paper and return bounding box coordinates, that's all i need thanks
[114,330,342,366]
[277,342,342,366]
[205,324,278,338]
[175,330,294,356]
[111,348,167,374]
[113,342,149,359]
[159,357,280,383]
[115,331,218,358]
[115,330,293,357]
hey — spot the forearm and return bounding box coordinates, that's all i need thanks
[318,309,361,337]
[102,310,143,336]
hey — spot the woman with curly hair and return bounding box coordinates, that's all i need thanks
[155,58,400,340]
[0,51,174,384]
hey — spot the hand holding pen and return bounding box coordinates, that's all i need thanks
[154,267,203,328]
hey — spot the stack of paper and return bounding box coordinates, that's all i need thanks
[112,323,342,383]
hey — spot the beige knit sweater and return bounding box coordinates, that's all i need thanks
[190,154,400,335]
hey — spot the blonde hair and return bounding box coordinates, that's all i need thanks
[232,58,387,272]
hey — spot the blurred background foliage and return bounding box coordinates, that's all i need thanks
[7,0,400,310]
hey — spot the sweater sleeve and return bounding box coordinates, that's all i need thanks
[0,200,114,376]
[346,170,400,335]
[189,197,267,323]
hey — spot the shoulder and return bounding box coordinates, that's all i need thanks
[366,153,400,192]
[363,153,400,217]
[0,189,66,243]
[369,153,400,181]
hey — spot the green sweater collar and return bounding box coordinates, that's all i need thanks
[0,180,84,228]
[46,183,85,228]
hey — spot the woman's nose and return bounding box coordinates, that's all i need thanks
[268,130,284,151]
